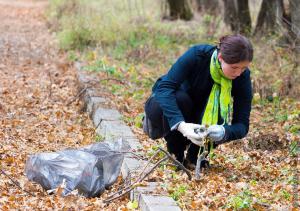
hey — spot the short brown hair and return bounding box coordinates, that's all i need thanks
[218,34,253,64]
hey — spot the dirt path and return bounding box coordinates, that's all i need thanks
[0,1,126,209]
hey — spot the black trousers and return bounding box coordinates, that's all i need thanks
[145,91,203,163]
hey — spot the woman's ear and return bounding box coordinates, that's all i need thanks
[217,52,223,62]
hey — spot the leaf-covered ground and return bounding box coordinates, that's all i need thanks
[0,1,129,210]
[88,66,299,210]
[79,51,300,210]
[1,0,299,210]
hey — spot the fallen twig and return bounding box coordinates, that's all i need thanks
[46,68,53,98]
[108,150,147,161]
[158,147,192,180]
[0,169,35,197]
[104,149,162,201]
[103,148,192,203]
[103,156,168,203]
[99,77,126,85]
[66,86,88,106]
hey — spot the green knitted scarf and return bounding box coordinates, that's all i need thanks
[202,49,232,126]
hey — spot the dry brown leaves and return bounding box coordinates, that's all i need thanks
[0,1,129,210]
[92,54,300,210]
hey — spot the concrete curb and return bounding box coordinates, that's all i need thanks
[75,63,182,211]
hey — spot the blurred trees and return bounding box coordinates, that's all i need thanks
[236,0,252,35]
[222,0,251,35]
[166,0,193,20]
[196,0,220,15]
[222,0,238,32]
[162,0,299,46]
[254,0,278,35]
[290,0,300,52]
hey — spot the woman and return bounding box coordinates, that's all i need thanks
[143,34,253,169]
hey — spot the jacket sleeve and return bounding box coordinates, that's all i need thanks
[154,46,197,128]
[222,70,253,142]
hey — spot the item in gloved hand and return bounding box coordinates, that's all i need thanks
[194,127,208,137]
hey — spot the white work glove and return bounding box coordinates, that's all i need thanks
[177,122,206,146]
[207,125,225,143]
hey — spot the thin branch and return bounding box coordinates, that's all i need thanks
[195,150,208,181]
[103,156,168,203]
[158,147,192,180]
[103,147,193,203]
[108,150,147,161]
[137,157,168,186]
[95,118,103,130]
[94,118,120,131]
[279,141,299,163]
[99,78,126,85]
[66,86,88,106]
[46,68,53,98]
[135,149,162,181]
[104,149,161,200]
[0,169,35,197]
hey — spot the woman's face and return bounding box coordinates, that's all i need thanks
[218,53,250,80]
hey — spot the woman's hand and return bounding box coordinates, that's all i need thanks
[177,122,206,146]
[207,125,225,143]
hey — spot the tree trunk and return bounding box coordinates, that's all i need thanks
[289,0,300,51]
[196,0,220,15]
[222,0,239,32]
[254,0,278,35]
[166,0,193,20]
[275,0,288,29]
[237,0,252,35]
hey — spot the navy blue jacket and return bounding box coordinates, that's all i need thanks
[152,44,252,142]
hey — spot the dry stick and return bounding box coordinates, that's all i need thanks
[95,118,121,131]
[0,169,35,197]
[45,67,53,98]
[158,147,192,180]
[103,156,168,203]
[108,150,147,161]
[99,78,126,85]
[66,86,88,106]
[279,142,299,163]
[104,149,162,200]
[95,118,103,130]
[104,148,193,203]
[135,149,162,181]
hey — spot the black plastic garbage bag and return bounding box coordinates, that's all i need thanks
[25,139,127,197]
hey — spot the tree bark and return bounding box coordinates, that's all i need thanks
[254,0,278,35]
[223,0,239,32]
[166,0,193,21]
[289,0,300,50]
[237,0,252,35]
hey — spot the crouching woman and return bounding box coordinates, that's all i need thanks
[143,34,253,169]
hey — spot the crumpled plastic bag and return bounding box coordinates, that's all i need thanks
[25,139,128,197]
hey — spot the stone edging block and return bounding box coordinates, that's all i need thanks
[75,63,182,211]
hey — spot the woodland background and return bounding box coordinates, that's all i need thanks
[0,0,299,210]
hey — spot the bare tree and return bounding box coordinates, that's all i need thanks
[223,0,239,32]
[289,0,300,52]
[254,0,280,35]
[237,0,252,35]
[222,0,251,34]
[165,0,193,20]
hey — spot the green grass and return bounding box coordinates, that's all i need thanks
[169,185,188,201]
[47,0,299,100]
[45,2,300,209]
[226,189,253,209]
